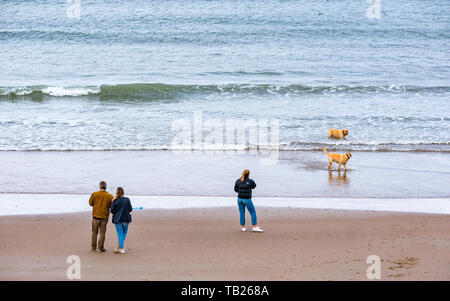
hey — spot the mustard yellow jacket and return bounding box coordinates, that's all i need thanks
[89,190,113,219]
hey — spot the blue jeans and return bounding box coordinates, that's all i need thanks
[237,198,257,226]
[115,223,129,249]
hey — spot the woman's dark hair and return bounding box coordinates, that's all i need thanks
[114,187,124,200]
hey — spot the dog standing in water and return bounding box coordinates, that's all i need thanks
[328,128,348,139]
[323,147,352,171]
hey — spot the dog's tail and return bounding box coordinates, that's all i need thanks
[323,146,328,154]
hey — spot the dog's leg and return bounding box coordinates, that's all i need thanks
[328,158,333,169]
[338,162,341,171]
[344,163,348,170]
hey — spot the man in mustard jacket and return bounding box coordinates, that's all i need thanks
[89,181,113,252]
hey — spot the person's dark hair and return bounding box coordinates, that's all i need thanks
[241,169,250,182]
[114,187,124,200]
[99,181,107,190]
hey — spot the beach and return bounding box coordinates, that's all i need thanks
[1,207,449,281]
[1,150,449,280]
[1,0,449,283]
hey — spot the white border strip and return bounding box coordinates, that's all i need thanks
[0,194,449,216]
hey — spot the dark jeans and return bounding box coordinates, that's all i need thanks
[115,223,129,249]
[91,217,108,250]
[237,198,257,226]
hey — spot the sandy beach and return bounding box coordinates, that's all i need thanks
[1,207,449,281]
[2,0,449,286]
[1,151,449,281]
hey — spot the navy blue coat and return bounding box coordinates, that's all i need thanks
[234,177,256,199]
[110,197,133,224]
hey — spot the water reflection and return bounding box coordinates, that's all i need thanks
[328,170,349,185]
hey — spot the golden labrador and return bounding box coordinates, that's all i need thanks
[323,147,352,170]
[328,128,348,139]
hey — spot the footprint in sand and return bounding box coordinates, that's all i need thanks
[386,256,419,278]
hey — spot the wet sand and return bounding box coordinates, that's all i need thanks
[1,207,449,281]
[1,150,450,198]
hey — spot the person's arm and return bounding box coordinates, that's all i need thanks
[89,193,95,207]
[107,195,113,210]
[234,180,239,193]
[128,199,133,212]
[110,200,116,214]
[250,179,256,189]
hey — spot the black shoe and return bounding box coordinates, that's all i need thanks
[97,248,106,253]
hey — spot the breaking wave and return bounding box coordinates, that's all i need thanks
[1,83,449,100]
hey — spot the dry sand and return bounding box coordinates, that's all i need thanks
[0,207,449,280]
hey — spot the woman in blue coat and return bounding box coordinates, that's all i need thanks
[110,187,132,254]
[234,169,263,233]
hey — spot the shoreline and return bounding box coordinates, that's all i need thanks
[1,207,449,281]
[1,149,449,153]
[1,150,450,198]
[1,194,450,216]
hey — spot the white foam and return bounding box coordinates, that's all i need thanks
[0,194,449,216]
[0,87,34,96]
[41,86,99,97]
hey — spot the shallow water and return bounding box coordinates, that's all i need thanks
[1,150,449,197]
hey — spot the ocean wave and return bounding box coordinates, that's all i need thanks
[0,141,449,152]
[1,27,447,44]
[281,141,450,152]
[1,83,449,100]
[0,86,100,98]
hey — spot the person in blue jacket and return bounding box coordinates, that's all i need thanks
[234,169,263,233]
[110,187,132,254]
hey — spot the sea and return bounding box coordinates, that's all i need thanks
[1,0,449,152]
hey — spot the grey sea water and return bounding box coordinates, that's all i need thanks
[0,0,449,152]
